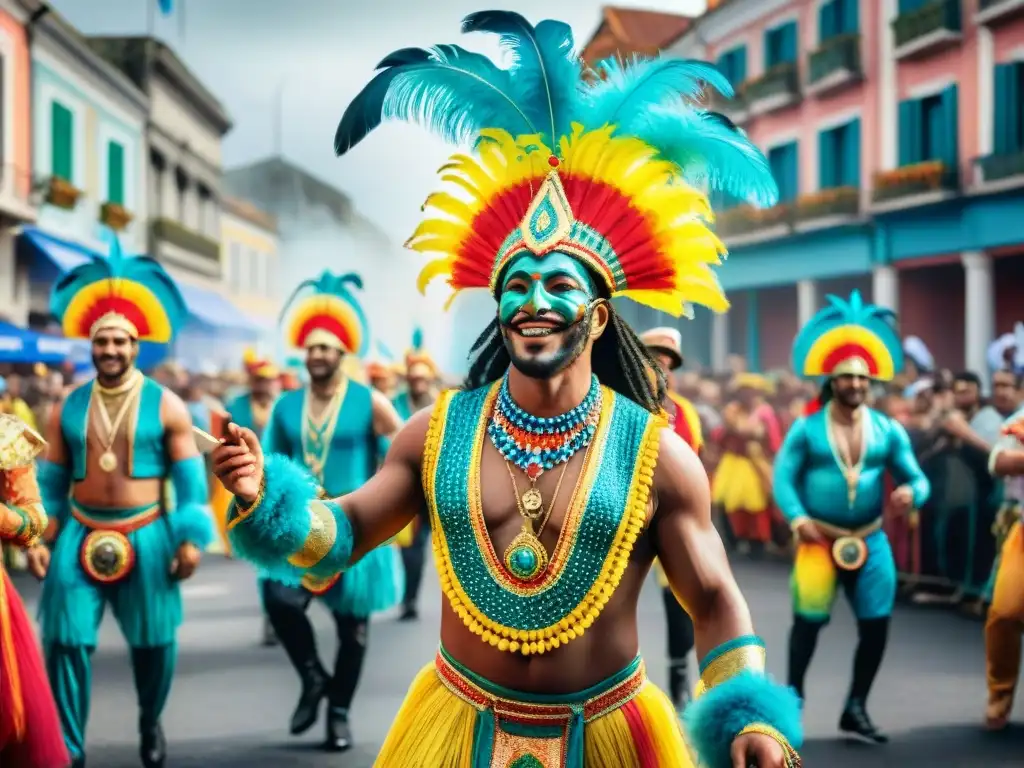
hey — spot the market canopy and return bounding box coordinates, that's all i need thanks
[0,321,90,365]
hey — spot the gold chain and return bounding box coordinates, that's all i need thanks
[91,372,143,454]
[505,458,570,539]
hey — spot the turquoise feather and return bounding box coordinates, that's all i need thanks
[280,269,371,357]
[49,234,187,339]
[792,290,904,375]
[411,326,424,351]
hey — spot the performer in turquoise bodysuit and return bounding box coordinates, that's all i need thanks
[35,239,213,768]
[258,270,403,752]
[209,12,803,768]
[774,291,929,744]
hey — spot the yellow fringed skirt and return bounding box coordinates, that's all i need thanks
[375,648,694,767]
[710,453,768,514]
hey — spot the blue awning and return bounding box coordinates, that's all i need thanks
[0,321,90,365]
[20,226,262,336]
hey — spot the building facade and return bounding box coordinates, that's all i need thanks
[24,6,148,324]
[0,0,35,326]
[595,0,1024,382]
[221,194,279,339]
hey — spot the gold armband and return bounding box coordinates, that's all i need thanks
[287,500,337,569]
[227,478,266,530]
[738,723,801,767]
[695,640,767,696]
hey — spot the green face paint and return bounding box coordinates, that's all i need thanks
[498,252,598,327]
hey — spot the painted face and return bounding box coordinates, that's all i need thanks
[498,252,599,379]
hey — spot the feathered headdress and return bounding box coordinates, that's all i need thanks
[50,237,186,342]
[404,326,438,378]
[792,291,903,381]
[335,11,777,317]
[242,348,279,379]
[280,271,369,354]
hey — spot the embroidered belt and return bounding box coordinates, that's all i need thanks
[813,518,881,572]
[812,518,882,540]
[72,502,161,585]
[71,502,162,534]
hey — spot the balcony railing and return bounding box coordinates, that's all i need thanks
[708,88,749,124]
[893,0,962,58]
[807,34,862,94]
[150,218,220,261]
[744,62,800,114]
[976,150,1024,184]
[714,203,792,238]
[795,187,860,222]
[871,161,957,204]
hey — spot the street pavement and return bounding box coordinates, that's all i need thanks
[14,554,1024,767]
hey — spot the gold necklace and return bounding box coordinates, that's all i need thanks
[827,402,864,508]
[502,458,571,580]
[90,371,143,473]
[301,380,347,483]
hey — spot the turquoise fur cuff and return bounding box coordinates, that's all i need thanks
[169,456,214,548]
[683,670,803,768]
[37,460,71,527]
[226,453,319,583]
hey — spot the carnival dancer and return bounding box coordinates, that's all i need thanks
[211,13,802,768]
[984,400,1024,730]
[219,349,281,645]
[32,240,213,768]
[773,291,929,744]
[256,270,403,752]
[641,327,703,715]
[0,414,69,768]
[393,329,439,621]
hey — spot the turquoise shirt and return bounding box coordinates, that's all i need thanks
[773,407,930,529]
[225,393,269,440]
[261,382,377,497]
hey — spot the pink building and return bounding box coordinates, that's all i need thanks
[645,0,1024,380]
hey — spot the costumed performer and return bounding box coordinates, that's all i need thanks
[254,270,404,752]
[773,290,929,744]
[31,238,213,768]
[211,12,802,768]
[984,398,1024,730]
[641,327,703,715]
[0,414,69,768]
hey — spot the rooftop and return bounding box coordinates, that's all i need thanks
[581,6,694,65]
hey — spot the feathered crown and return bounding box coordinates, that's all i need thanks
[280,270,369,354]
[404,326,438,377]
[792,291,903,381]
[243,348,279,379]
[50,236,186,342]
[335,11,777,317]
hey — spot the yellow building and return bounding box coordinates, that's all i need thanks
[221,195,280,340]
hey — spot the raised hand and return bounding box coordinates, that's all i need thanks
[211,423,264,504]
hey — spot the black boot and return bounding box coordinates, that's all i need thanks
[399,603,418,621]
[324,706,352,752]
[139,722,166,768]
[839,698,888,744]
[71,759,86,768]
[290,660,328,735]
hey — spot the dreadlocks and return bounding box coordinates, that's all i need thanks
[464,304,667,414]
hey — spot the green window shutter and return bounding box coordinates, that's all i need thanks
[940,85,959,169]
[819,1,838,42]
[734,46,747,86]
[841,0,859,34]
[50,101,73,181]
[106,141,125,205]
[841,119,861,187]
[818,128,835,189]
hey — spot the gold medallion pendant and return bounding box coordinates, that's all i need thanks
[832,536,868,571]
[503,522,549,581]
[521,487,543,514]
[98,450,119,473]
[80,530,135,583]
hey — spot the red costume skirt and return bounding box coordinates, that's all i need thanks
[0,567,69,768]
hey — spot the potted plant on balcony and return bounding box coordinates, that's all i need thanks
[796,187,860,220]
[873,160,949,201]
[46,176,82,210]
[100,202,134,231]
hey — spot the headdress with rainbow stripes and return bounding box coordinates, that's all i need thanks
[792,290,903,381]
[280,271,369,355]
[243,348,279,379]
[50,237,186,343]
[334,11,777,317]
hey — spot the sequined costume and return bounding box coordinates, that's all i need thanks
[0,415,68,768]
[37,239,213,767]
[222,11,801,768]
[985,407,1024,727]
[773,291,928,740]
[256,270,402,750]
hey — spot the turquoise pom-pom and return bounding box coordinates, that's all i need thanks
[682,671,803,768]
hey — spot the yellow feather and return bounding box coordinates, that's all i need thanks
[406,219,467,247]
[416,258,453,294]
[423,192,474,224]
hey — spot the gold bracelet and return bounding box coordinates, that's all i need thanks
[699,643,767,692]
[287,500,338,568]
[738,723,801,768]
[227,477,266,530]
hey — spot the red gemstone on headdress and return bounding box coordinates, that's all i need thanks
[526,462,543,480]
[548,155,559,168]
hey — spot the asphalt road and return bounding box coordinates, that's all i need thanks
[14,554,1024,767]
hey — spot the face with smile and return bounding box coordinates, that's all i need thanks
[91,328,138,384]
[498,252,600,379]
[305,343,343,384]
[831,373,870,408]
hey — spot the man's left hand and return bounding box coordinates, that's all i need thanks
[889,484,914,514]
[171,542,202,581]
[730,731,789,767]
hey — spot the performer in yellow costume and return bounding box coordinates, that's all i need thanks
[212,11,802,768]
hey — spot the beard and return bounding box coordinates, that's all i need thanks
[501,307,591,380]
[93,354,132,382]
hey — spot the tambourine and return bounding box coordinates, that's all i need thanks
[832,536,868,572]
[80,530,135,584]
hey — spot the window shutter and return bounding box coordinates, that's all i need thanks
[818,129,835,189]
[819,1,837,41]
[842,119,861,187]
[734,46,747,86]
[782,22,798,64]
[50,102,73,181]
[107,141,125,205]
[764,28,776,70]
[786,142,800,201]
[941,84,959,171]
[841,0,860,34]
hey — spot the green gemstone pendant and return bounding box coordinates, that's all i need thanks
[510,754,546,768]
[503,524,549,581]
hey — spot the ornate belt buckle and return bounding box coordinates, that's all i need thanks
[80,530,136,584]
[832,535,867,572]
[301,572,341,596]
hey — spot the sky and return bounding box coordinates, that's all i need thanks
[50,0,707,368]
